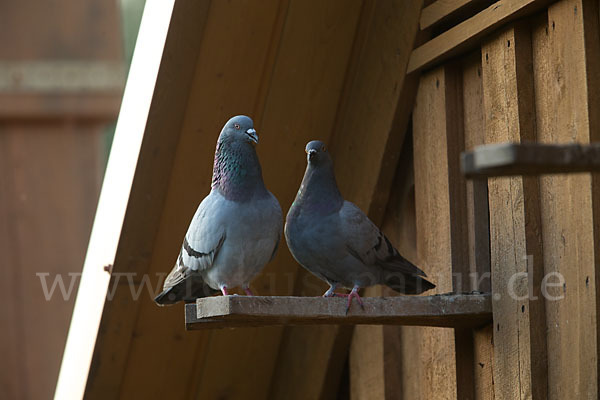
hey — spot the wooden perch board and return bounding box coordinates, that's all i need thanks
[185,293,492,330]
[461,142,600,177]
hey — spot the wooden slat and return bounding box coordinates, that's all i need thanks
[185,294,493,329]
[0,128,103,400]
[462,52,494,400]
[462,142,600,177]
[482,23,547,399]
[532,0,600,397]
[408,0,554,73]
[420,0,495,30]
[413,66,462,400]
[437,62,478,400]
[0,93,122,120]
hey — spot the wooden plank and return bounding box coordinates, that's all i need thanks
[0,1,121,400]
[0,93,122,120]
[0,128,103,400]
[441,63,477,400]
[378,134,420,400]
[462,142,600,177]
[413,66,465,400]
[462,52,493,400]
[420,0,495,31]
[481,23,547,399]
[185,294,493,329]
[462,52,491,294]
[408,0,554,73]
[531,0,600,397]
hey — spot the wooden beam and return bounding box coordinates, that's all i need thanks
[420,0,495,31]
[462,142,600,177]
[408,0,554,73]
[482,23,548,399]
[185,294,492,329]
[532,0,600,396]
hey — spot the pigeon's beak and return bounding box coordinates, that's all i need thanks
[245,128,258,144]
[307,149,317,162]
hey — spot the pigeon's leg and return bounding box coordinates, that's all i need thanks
[243,286,254,296]
[219,285,229,296]
[345,286,365,314]
[323,284,337,298]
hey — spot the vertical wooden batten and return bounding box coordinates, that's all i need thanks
[461,52,493,400]
[532,0,600,397]
[413,66,466,400]
[481,23,548,399]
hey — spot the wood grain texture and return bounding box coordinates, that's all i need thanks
[0,128,103,400]
[462,142,600,177]
[185,294,493,328]
[531,1,600,397]
[482,23,547,399]
[408,0,555,73]
[413,67,461,400]
[462,53,493,400]
[0,1,120,399]
[0,93,122,121]
[420,0,495,30]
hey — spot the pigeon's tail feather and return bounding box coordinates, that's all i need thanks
[378,253,428,278]
[154,287,178,306]
[154,276,219,306]
[384,273,436,295]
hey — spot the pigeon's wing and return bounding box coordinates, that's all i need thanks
[339,201,427,277]
[162,192,228,291]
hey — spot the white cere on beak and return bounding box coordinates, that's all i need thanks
[245,128,258,144]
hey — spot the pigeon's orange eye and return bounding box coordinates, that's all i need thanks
[234,123,241,130]
[321,146,326,151]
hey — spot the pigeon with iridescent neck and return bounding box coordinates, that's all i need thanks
[154,115,282,305]
[285,140,435,313]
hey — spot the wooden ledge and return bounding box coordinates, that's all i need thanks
[185,293,492,330]
[461,142,600,178]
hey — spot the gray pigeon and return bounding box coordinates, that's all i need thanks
[285,140,435,312]
[154,115,282,305]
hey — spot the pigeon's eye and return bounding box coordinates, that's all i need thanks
[234,123,241,130]
[321,146,326,151]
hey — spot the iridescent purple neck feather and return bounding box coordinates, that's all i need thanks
[212,136,268,202]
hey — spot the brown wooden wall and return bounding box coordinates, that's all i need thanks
[65,0,600,399]
[0,1,123,399]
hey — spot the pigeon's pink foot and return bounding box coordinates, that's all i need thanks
[345,286,364,314]
[220,286,229,296]
[244,287,254,296]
